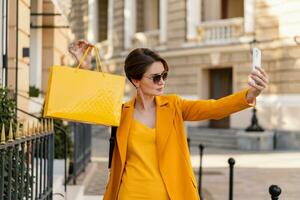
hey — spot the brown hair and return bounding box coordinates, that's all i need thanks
[124,48,169,86]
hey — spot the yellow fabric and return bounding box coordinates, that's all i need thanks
[117,120,169,200]
[104,89,254,200]
[43,46,125,126]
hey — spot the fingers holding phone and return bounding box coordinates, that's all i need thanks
[247,48,269,94]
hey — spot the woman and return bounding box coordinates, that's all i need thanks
[69,40,269,200]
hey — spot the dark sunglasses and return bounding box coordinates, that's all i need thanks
[144,71,168,84]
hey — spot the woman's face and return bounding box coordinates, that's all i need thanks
[134,61,167,96]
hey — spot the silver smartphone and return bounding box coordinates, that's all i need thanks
[252,48,261,71]
[251,48,261,84]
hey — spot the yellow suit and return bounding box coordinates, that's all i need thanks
[104,89,253,200]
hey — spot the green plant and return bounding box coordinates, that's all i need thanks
[0,87,17,131]
[0,87,33,199]
[29,86,40,97]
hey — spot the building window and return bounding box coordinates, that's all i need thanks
[98,0,108,42]
[202,0,244,21]
[136,0,160,32]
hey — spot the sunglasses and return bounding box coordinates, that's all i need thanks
[144,71,168,84]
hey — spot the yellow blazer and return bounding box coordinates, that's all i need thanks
[103,89,253,200]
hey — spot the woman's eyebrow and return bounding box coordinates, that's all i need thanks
[149,71,165,76]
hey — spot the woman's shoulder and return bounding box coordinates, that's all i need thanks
[157,94,181,104]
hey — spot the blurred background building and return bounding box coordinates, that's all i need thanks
[1,1,300,199]
[1,0,300,148]
[69,0,300,148]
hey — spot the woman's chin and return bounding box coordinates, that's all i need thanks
[155,89,164,96]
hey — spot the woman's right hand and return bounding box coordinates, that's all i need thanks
[68,40,93,69]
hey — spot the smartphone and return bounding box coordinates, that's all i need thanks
[251,48,261,84]
[252,48,261,71]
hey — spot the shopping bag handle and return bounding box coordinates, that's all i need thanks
[76,45,103,73]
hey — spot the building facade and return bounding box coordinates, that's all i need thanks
[0,0,73,120]
[81,0,300,137]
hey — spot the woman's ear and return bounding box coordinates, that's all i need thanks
[131,79,140,88]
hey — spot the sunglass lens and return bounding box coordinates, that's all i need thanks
[162,72,168,80]
[153,75,161,84]
[152,72,168,84]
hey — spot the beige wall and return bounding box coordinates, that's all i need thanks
[41,0,73,94]
[202,0,222,21]
[113,0,125,54]
[69,0,89,40]
[7,0,30,119]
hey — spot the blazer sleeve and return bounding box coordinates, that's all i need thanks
[177,89,255,121]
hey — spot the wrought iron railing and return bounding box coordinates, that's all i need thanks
[0,119,54,200]
[68,122,92,184]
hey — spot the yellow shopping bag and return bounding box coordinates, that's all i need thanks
[43,46,125,126]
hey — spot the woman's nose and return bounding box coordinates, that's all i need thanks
[158,78,165,85]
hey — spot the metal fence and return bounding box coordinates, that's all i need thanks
[69,123,92,184]
[0,119,54,200]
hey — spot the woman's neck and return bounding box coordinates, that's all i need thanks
[135,92,156,111]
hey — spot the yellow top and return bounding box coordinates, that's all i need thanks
[117,120,170,200]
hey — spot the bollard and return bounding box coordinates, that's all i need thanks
[198,144,204,200]
[187,137,191,150]
[228,158,235,200]
[269,185,281,200]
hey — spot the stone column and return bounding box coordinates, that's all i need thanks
[186,0,201,40]
[88,0,99,43]
[30,0,43,91]
[124,0,136,49]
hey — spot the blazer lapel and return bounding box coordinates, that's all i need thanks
[155,96,175,156]
[116,97,135,168]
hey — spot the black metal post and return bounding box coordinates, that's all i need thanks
[187,137,190,150]
[25,140,30,200]
[47,135,51,199]
[44,135,48,195]
[50,133,54,197]
[39,137,43,199]
[228,158,235,200]
[31,139,35,200]
[35,138,39,199]
[0,150,4,199]
[64,124,67,194]
[73,123,77,184]
[269,185,281,200]
[14,144,19,200]
[198,144,204,199]
[245,108,264,132]
[43,135,47,196]
[20,142,25,199]
[8,146,13,200]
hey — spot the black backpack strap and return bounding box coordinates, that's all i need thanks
[108,104,124,169]
[108,126,117,169]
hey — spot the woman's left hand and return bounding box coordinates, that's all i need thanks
[246,66,269,104]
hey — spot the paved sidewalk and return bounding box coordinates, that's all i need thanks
[189,147,300,200]
[77,126,300,199]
